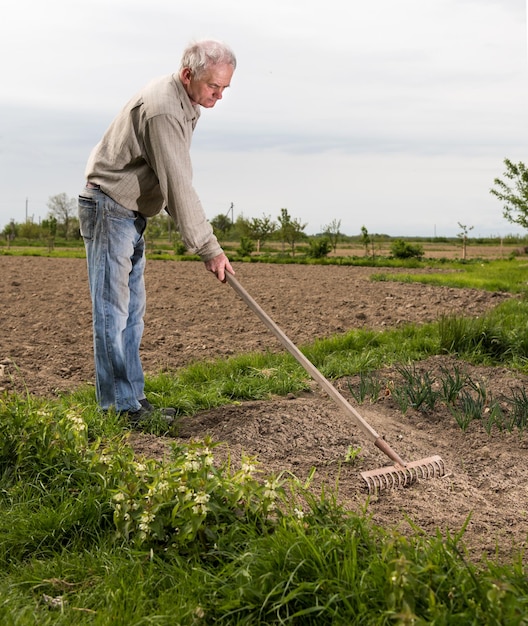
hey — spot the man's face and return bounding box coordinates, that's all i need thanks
[181,63,234,108]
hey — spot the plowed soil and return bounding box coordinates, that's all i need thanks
[2,255,527,563]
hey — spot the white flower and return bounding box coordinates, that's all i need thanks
[192,504,207,516]
[64,410,87,433]
[138,511,155,533]
[147,481,169,498]
[140,511,155,524]
[294,508,304,520]
[183,460,201,472]
[178,487,193,502]
[241,462,256,475]
[263,480,278,500]
[194,492,210,505]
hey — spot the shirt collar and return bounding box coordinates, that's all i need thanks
[172,74,201,126]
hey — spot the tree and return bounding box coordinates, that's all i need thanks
[145,215,164,241]
[2,220,17,245]
[41,216,58,237]
[41,216,58,252]
[277,208,307,256]
[47,193,77,239]
[490,159,528,229]
[322,219,341,253]
[457,222,474,260]
[246,215,277,253]
[360,225,371,256]
[210,213,233,238]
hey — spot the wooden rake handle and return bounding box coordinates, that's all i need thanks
[225,272,407,467]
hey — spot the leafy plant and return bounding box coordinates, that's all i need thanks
[501,387,528,432]
[483,401,506,435]
[237,236,255,257]
[347,371,384,403]
[390,239,424,259]
[111,440,283,551]
[438,363,468,404]
[344,445,362,464]
[307,237,332,259]
[392,384,410,414]
[394,364,439,413]
[450,388,488,431]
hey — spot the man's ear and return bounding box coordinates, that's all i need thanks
[180,68,192,84]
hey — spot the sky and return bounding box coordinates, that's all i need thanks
[0,0,527,238]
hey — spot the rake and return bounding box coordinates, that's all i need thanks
[226,273,446,494]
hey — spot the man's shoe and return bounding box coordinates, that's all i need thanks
[125,405,151,423]
[125,400,176,426]
[139,398,177,417]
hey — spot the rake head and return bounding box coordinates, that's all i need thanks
[361,455,446,494]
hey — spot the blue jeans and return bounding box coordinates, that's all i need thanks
[78,186,147,412]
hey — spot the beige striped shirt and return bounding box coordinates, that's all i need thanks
[85,74,222,261]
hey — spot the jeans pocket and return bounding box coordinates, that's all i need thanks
[78,196,96,240]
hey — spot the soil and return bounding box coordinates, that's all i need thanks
[2,256,527,563]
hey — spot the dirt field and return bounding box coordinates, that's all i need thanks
[2,256,528,563]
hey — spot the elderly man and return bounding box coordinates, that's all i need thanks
[78,39,236,421]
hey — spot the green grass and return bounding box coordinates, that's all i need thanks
[1,397,527,625]
[0,247,87,258]
[91,298,528,421]
[372,258,528,294]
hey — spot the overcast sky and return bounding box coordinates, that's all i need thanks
[1,0,526,237]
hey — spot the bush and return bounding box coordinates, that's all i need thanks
[308,237,332,259]
[237,236,255,257]
[390,239,424,259]
[173,241,187,255]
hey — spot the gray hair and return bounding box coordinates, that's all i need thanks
[180,39,237,78]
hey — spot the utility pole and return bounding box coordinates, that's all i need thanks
[226,202,234,225]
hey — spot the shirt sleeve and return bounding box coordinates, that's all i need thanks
[143,113,223,261]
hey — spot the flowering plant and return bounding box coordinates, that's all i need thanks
[110,437,285,551]
[0,398,291,554]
